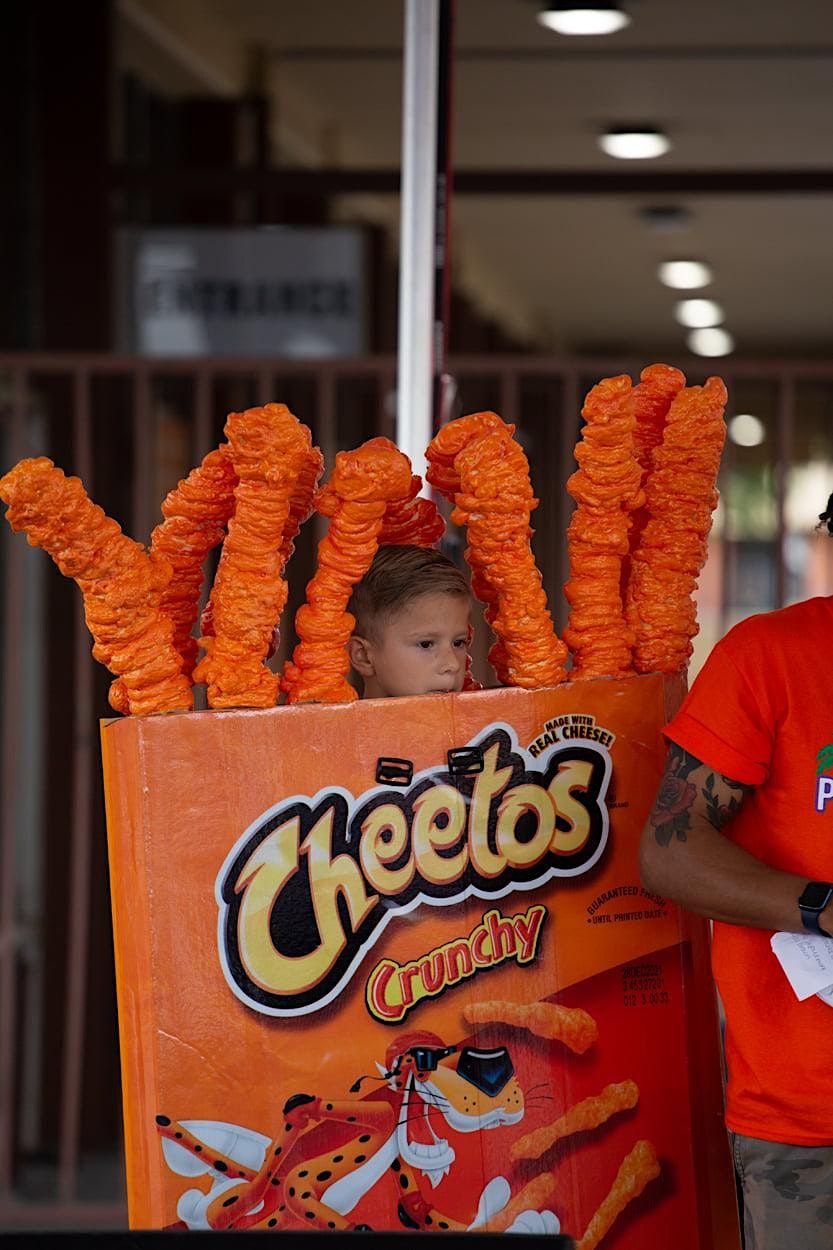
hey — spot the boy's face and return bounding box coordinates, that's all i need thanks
[350,592,471,700]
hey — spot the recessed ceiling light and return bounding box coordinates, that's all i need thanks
[687,327,735,357]
[537,4,631,35]
[728,414,765,448]
[639,205,692,233]
[599,127,671,160]
[659,260,713,290]
[674,298,724,328]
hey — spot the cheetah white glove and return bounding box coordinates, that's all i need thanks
[506,1208,561,1235]
[467,1177,561,1235]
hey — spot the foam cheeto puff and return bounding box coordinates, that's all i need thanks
[621,363,687,585]
[151,444,238,678]
[281,437,415,704]
[0,457,192,715]
[427,412,568,689]
[0,367,728,713]
[193,403,318,709]
[564,374,642,680]
[626,376,728,674]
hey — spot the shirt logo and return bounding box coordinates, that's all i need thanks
[815,742,833,813]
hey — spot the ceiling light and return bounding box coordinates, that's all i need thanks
[674,298,724,328]
[599,127,671,160]
[686,327,734,357]
[728,414,765,448]
[659,260,713,290]
[537,4,631,35]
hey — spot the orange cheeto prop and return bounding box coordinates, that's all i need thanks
[150,445,238,679]
[282,438,414,704]
[626,377,727,674]
[0,457,191,715]
[428,414,567,688]
[193,404,312,708]
[564,374,642,680]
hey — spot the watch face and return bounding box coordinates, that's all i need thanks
[800,881,833,911]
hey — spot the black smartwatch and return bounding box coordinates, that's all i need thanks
[798,881,833,937]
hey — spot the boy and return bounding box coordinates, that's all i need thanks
[346,544,473,699]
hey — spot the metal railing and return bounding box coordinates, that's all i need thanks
[0,351,831,1228]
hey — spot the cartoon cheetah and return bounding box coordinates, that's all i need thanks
[155,1029,559,1233]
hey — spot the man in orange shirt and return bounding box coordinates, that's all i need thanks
[639,497,833,1250]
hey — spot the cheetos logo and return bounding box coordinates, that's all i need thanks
[216,723,612,1017]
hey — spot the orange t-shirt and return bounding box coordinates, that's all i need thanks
[664,596,833,1145]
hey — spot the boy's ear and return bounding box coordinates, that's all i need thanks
[347,634,375,678]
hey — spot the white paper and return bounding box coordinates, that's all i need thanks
[770,930,833,1003]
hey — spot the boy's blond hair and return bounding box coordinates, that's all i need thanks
[348,544,470,639]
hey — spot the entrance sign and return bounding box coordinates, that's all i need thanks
[116,226,368,358]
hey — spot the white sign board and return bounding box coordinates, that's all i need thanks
[117,226,368,358]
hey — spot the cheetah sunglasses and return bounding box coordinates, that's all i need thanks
[392,1045,458,1074]
[394,1044,515,1096]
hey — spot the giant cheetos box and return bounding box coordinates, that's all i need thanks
[101,673,741,1245]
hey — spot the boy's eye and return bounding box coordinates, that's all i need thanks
[418,640,434,649]
[453,637,467,648]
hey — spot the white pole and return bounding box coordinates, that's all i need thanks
[396,0,440,482]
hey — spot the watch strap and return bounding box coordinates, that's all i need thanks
[800,905,831,937]
[799,881,833,937]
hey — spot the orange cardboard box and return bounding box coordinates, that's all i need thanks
[102,674,740,1244]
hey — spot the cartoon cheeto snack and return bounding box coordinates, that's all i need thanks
[577,1140,661,1250]
[511,1081,640,1161]
[463,998,599,1054]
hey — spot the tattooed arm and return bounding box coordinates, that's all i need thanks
[639,743,833,933]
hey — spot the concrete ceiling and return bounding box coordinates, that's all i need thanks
[123,0,833,358]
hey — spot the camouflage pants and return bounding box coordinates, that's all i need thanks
[731,1133,833,1250]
